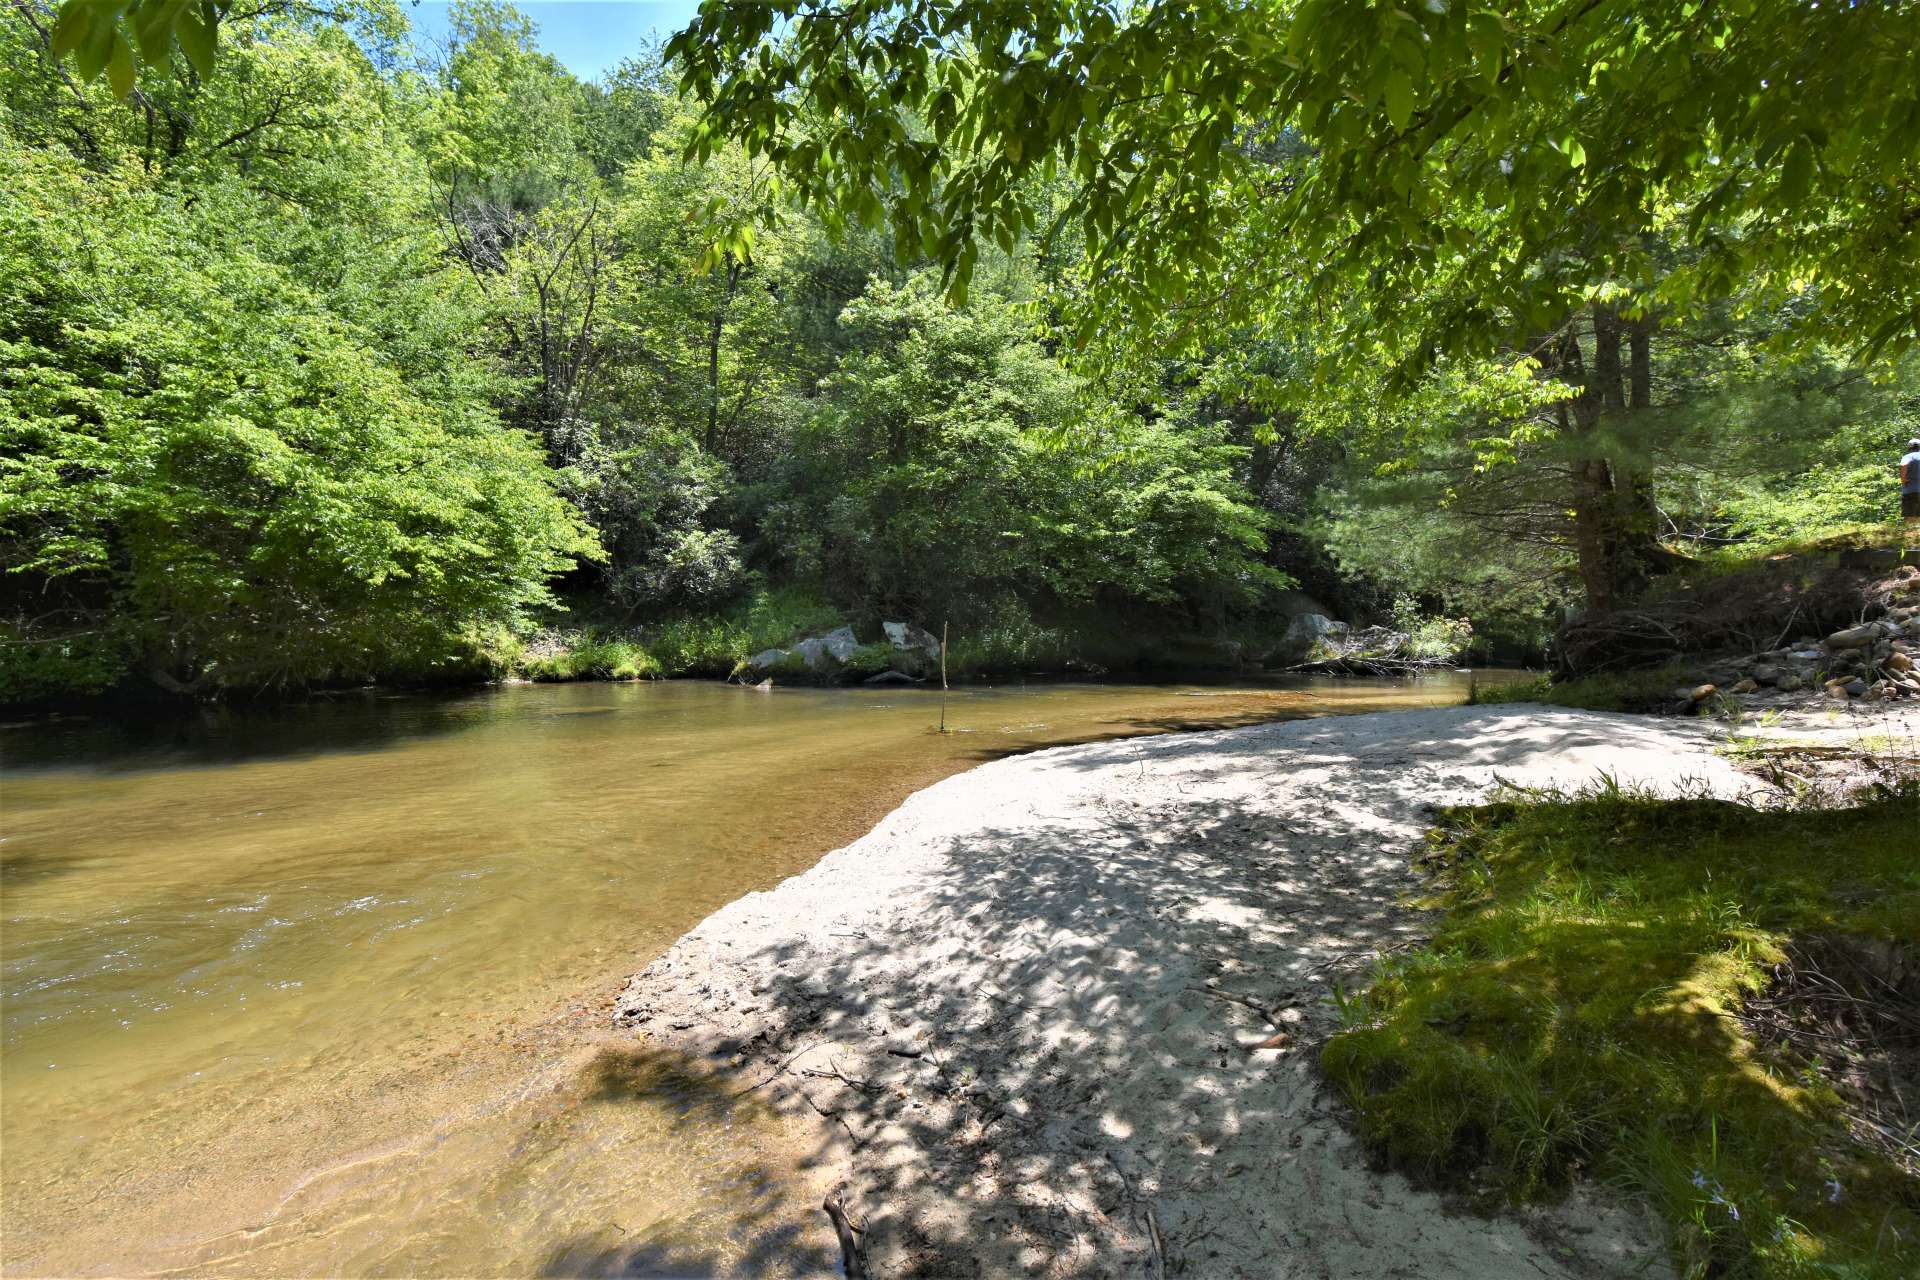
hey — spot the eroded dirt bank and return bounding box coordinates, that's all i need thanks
[612,706,1763,1277]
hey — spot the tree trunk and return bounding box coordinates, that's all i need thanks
[705,259,742,454]
[1562,305,1676,613]
[1614,313,1679,587]
[1561,311,1627,613]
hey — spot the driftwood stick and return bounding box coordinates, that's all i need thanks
[823,1195,866,1278]
[1144,1204,1168,1280]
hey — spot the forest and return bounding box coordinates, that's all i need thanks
[2,0,1916,704]
[6,6,1920,1279]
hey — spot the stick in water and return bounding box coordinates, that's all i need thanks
[823,1195,865,1278]
[939,620,949,734]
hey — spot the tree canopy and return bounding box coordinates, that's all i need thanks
[659,0,1920,370]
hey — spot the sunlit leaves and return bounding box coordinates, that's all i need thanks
[52,0,225,93]
[666,0,1920,375]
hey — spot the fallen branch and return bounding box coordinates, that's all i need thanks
[1144,1204,1168,1280]
[823,1195,866,1279]
[733,1042,821,1097]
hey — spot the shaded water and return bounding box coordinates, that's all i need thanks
[1,674,1501,1275]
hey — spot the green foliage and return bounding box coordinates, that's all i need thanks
[944,598,1076,675]
[1323,784,1920,1279]
[637,588,843,677]
[774,273,1285,625]
[0,103,595,698]
[520,634,660,682]
[1390,597,1474,664]
[668,2,1920,367]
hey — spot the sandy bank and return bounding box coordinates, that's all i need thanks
[612,705,1762,1277]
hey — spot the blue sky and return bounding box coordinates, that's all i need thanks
[405,2,705,81]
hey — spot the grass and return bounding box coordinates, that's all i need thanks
[1684,523,1906,576]
[1322,782,1919,1279]
[640,587,844,677]
[1468,663,1699,713]
[503,588,843,683]
[522,636,661,682]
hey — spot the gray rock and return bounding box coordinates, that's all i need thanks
[790,637,829,670]
[1271,613,1343,664]
[1749,663,1786,686]
[1843,679,1869,697]
[1825,622,1883,649]
[748,647,788,672]
[883,621,942,659]
[822,626,859,663]
[1774,673,1804,692]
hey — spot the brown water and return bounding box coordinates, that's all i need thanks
[1,674,1498,1276]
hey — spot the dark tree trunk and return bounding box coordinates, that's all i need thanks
[1562,312,1625,613]
[705,259,742,454]
[1615,313,1681,587]
[1561,305,1677,613]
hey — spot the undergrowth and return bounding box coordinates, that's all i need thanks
[1468,664,1698,713]
[1322,781,1919,1279]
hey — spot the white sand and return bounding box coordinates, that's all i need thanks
[614,705,1763,1277]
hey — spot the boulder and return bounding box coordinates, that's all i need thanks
[790,637,830,670]
[1749,663,1786,686]
[822,626,859,663]
[1825,622,1884,650]
[1271,613,1344,664]
[1774,673,1805,693]
[883,621,943,659]
[747,647,788,672]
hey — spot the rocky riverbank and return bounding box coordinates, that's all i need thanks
[606,705,1777,1277]
[1676,574,1920,710]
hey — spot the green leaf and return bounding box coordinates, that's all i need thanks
[73,20,115,82]
[106,28,135,98]
[177,2,217,79]
[50,2,95,59]
[1778,140,1812,207]
[1383,70,1415,131]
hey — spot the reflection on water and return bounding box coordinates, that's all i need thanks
[0,674,1509,1275]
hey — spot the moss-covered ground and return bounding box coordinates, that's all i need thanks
[1323,783,1919,1279]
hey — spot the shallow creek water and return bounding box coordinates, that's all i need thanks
[2,674,1503,1275]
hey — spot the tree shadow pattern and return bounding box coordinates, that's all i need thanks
[608,707,1712,1277]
